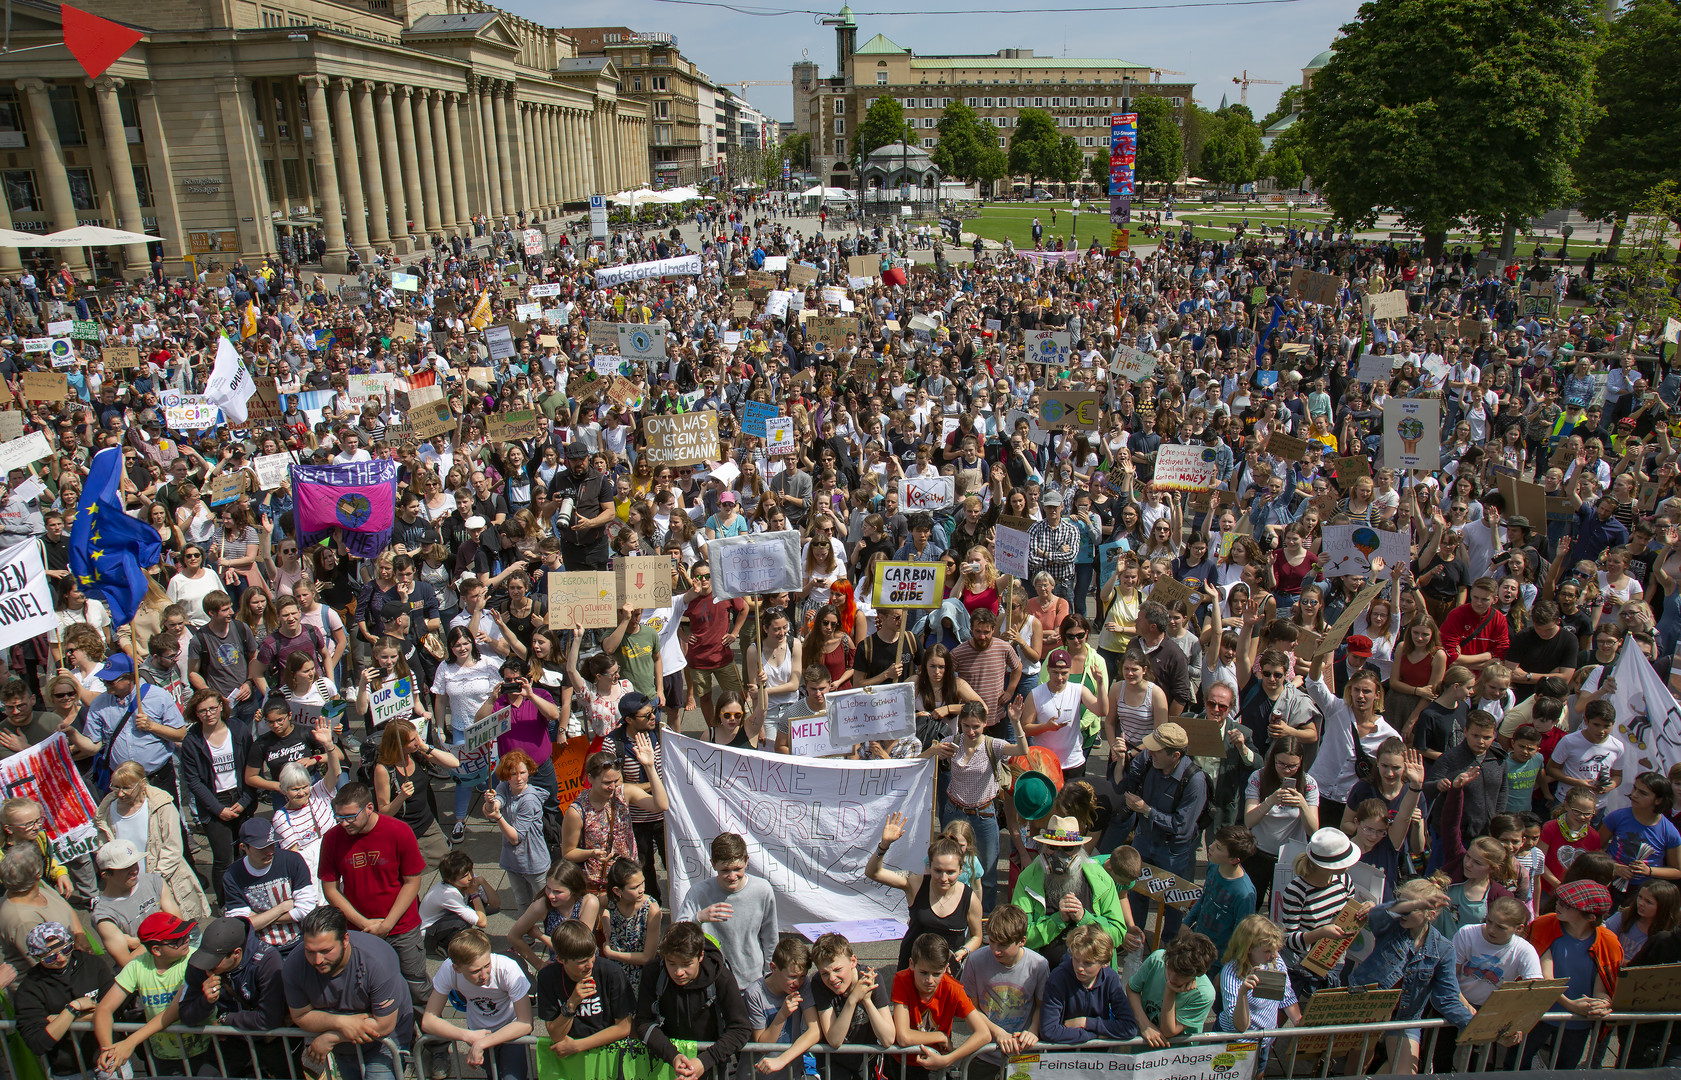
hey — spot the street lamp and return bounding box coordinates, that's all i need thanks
[1286,200,1295,234]
[1071,197,1080,241]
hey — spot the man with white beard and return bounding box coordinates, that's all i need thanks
[1009,815,1130,970]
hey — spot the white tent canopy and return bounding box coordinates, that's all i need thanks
[801,186,855,200]
[608,188,658,206]
[0,228,43,247]
[34,225,159,247]
[654,186,702,204]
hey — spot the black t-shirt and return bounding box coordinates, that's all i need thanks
[535,956,634,1039]
[548,467,609,549]
[251,727,312,782]
[1412,700,1468,761]
[1415,552,1470,603]
[811,976,891,1080]
[854,633,921,685]
[1504,627,1580,701]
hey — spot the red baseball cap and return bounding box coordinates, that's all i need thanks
[137,912,196,946]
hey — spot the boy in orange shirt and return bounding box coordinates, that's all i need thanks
[891,933,992,1080]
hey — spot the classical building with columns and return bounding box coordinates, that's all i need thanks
[0,0,651,276]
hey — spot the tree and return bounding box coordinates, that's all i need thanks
[1265,144,1305,190]
[1134,95,1183,187]
[1088,155,1110,195]
[1009,108,1062,192]
[782,132,812,171]
[1299,0,1599,259]
[1574,0,1681,259]
[1052,135,1086,186]
[974,127,1008,196]
[1616,181,1681,347]
[853,96,911,164]
[1260,85,1304,131]
[931,101,987,183]
[1180,104,1219,179]
[1199,106,1263,188]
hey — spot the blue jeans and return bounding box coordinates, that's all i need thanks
[1074,562,1096,618]
[333,1042,405,1080]
[941,800,1000,911]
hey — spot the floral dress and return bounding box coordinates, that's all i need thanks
[580,678,633,739]
[576,794,637,890]
[609,896,653,996]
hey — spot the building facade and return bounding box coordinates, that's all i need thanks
[794,10,1192,193]
[0,0,649,277]
[563,27,706,188]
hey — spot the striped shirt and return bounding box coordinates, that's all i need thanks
[1279,873,1356,959]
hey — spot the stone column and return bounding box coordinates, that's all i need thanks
[408,89,440,237]
[444,92,470,231]
[528,106,545,215]
[518,103,534,216]
[353,81,390,246]
[132,83,183,270]
[479,82,503,219]
[90,76,150,271]
[298,75,347,267]
[375,83,410,247]
[330,78,369,255]
[16,79,86,273]
[560,110,575,201]
[427,90,456,236]
[0,187,20,272]
[496,85,519,216]
[582,107,598,198]
[394,87,426,243]
[541,107,557,210]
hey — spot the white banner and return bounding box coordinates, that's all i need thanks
[707,529,802,600]
[523,229,545,256]
[1605,636,1681,813]
[994,522,1030,578]
[1384,397,1441,471]
[1153,443,1222,492]
[529,282,564,299]
[0,732,101,861]
[205,336,256,424]
[660,729,935,929]
[1017,1043,1255,1080]
[766,416,795,455]
[0,431,52,475]
[1320,524,1411,578]
[593,254,702,287]
[252,451,295,491]
[898,475,955,511]
[0,540,56,651]
[826,682,916,750]
[390,271,419,292]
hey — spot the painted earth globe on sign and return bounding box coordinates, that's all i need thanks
[336,493,374,529]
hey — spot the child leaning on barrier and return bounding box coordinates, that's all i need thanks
[1216,914,1300,1070]
[744,937,823,1080]
[810,933,896,1080]
[420,927,534,1080]
[959,904,1048,1080]
[1040,924,1137,1045]
[536,918,635,1059]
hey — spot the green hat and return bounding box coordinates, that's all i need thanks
[1013,771,1058,820]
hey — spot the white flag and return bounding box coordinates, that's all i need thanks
[204,336,256,424]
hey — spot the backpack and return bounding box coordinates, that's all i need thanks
[263,623,326,684]
[1172,765,1216,836]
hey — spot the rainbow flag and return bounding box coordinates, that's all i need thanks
[292,459,397,559]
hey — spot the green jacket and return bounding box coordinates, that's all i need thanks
[1012,857,1129,954]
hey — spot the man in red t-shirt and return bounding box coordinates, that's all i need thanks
[680,564,749,733]
[317,781,428,1004]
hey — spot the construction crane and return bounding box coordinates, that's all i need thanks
[1151,68,1186,83]
[1231,69,1281,105]
[720,80,792,90]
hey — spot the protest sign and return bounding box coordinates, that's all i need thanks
[708,530,802,600]
[898,475,955,511]
[806,316,857,349]
[0,413,21,443]
[247,377,283,421]
[529,281,563,299]
[0,540,55,651]
[1146,576,1195,611]
[1024,329,1071,366]
[591,357,620,380]
[732,300,756,318]
[747,270,777,296]
[618,555,673,610]
[784,713,845,758]
[1289,267,1342,306]
[0,432,50,475]
[1267,432,1310,462]
[486,410,546,442]
[1153,444,1222,492]
[19,338,49,353]
[873,562,947,608]
[550,735,592,813]
[1130,862,1204,911]
[1321,524,1411,578]
[1496,473,1549,533]
[1109,344,1156,382]
[847,255,878,279]
[0,732,100,861]
[592,254,701,287]
[742,400,778,438]
[1458,316,1486,341]
[408,401,455,439]
[643,412,719,466]
[764,291,792,320]
[546,571,619,630]
[793,919,909,943]
[206,471,245,507]
[106,345,139,369]
[766,417,795,455]
[789,264,819,286]
[365,676,418,729]
[1312,579,1389,658]
[618,324,668,360]
[1291,987,1404,1056]
[463,705,512,754]
[1356,355,1395,385]
[484,324,515,361]
[71,319,99,340]
[1459,979,1571,1045]
[390,271,419,291]
[661,729,935,929]
[1613,962,1681,1011]
[825,683,916,750]
[1383,397,1441,471]
[166,398,219,430]
[1365,290,1409,321]
[994,516,1031,578]
[1012,1044,1256,1080]
[20,373,67,402]
[1040,392,1103,430]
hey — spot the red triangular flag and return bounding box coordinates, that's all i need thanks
[61,4,143,81]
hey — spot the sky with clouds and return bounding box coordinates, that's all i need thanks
[504,0,1359,124]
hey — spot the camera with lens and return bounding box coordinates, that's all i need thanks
[554,497,576,529]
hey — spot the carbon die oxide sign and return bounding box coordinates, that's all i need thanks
[872,561,946,609]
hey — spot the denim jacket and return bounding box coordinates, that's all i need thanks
[1348,901,1474,1029]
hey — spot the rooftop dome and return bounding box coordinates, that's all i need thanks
[1306,48,1334,70]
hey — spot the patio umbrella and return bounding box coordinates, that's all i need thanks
[0,228,44,247]
[36,225,159,247]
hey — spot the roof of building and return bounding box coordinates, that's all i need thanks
[907,55,1148,70]
[856,33,909,55]
[1306,48,1334,69]
[862,140,935,165]
[555,57,611,74]
[407,12,500,33]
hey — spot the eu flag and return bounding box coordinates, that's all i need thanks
[68,448,161,627]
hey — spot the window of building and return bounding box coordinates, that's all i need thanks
[652,76,668,90]
[834,98,845,114]
[270,87,289,141]
[0,89,23,148]
[1170,97,1184,106]
[922,137,934,148]
[922,97,933,108]
[941,97,951,107]
[834,137,846,154]
[48,85,85,147]
[65,166,95,210]
[632,76,642,91]
[1102,97,1111,107]
[261,9,283,27]
[1051,97,1061,107]
[131,164,152,207]
[834,117,845,134]
[280,157,301,199]
[926,117,938,128]
[1034,97,1043,107]
[876,70,888,85]
[1084,136,1095,146]
[1016,97,1026,106]
[2,170,38,213]
[1085,116,1096,126]
[980,97,990,107]
[997,135,1005,146]
[259,158,277,201]
[1086,97,1097,106]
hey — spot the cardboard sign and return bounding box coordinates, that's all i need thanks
[1291,987,1404,1056]
[806,315,858,350]
[486,410,546,442]
[732,300,756,317]
[1300,898,1371,976]
[789,264,819,286]
[1365,290,1409,321]
[643,411,718,467]
[873,561,947,609]
[1612,961,1681,1011]
[463,705,512,753]
[707,530,802,600]
[1129,863,1204,911]
[1496,473,1548,531]
[546,571,618,630]
[747,270,776,296]
[1383,397,1441,471]
[1153,444,1222,492]
[1312,579,1389,658]
[206,471,246,506]
[1110,344,1156,383]
[106,345,139,369]
[1458,316,1485,341]
[1146,576,1195,611]
[0,412,22,443]
[825,682,916,750]
[1024,330,1072,367]
[785,712,841,759]
[20,373,67,402]
[408,401,456,439]
[1041,392,1103,430]
[1289,268,1342,307]
[1356,355,1394,385]
[1268,432,1309,462]
[847,255,878,279]
[617,555,673,610]
[1179,716,1228,759]
[898,475,955,512]
[1458,978,1571,1045]
[1333,454,1371,485]
[247,376,283,421]
[392,319,417,341]
[551,735,592,814]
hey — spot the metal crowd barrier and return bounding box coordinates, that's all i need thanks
[3,1012,1681,1079]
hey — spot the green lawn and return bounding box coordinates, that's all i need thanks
[964,204,1119,250]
